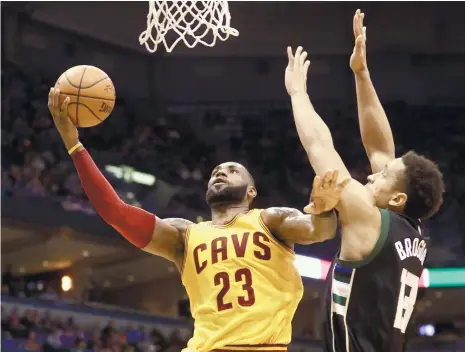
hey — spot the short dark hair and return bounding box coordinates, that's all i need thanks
[400,151,444,220]
[245,168,255,187]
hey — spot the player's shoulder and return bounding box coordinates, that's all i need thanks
[385,210,424,239]
[164,218,194,235]
[262,207,302,218]
[260,207,302,233]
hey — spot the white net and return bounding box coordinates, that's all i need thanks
[139,1,239,53]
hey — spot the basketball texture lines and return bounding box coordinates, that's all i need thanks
[55,65,116,128]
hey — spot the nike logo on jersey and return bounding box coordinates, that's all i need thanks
[394,238,428,265]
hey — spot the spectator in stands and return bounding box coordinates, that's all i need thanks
[101,320,116,349]
[2,284,11,296]
[2,264,15,296]
[43,325,63,351]
[18,330,41,351]
[73,336,87,352]
[6,309,28,338]
[164,330,187,352]
[19,310,39,332]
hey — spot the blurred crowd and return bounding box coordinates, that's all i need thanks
[2,63,92,214]
[1,301,465,352]
[1,306,189,352]
[2,63,464,265]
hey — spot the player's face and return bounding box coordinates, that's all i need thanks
[206,162,255,207]
[365,158,408,211]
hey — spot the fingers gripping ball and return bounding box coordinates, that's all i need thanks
[55,65,116,128]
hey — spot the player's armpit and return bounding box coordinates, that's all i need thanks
[337,179,383,261]
[337,179,377,224]
[142,218,192,267]
[261,207,337,246]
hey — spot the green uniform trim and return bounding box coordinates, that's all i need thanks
[337,208,390,269]
[332,293,348,306]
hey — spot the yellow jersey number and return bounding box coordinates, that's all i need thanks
[214,268,256,311]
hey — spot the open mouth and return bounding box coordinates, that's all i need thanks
[213,179,228,186]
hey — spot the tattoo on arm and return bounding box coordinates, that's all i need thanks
[262,207,337,246]
[164,218,192,249]
[143,218,192,266]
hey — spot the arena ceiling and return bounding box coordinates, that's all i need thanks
[12,2,465,56]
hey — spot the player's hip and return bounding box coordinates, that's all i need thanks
[183,344,288,352]
[187,316,293,352]
[211,344,288,352]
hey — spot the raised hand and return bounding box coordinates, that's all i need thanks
[47,87,79,150]
[350,9,368,74]
[304,170,351,215]
[285,46,311,97]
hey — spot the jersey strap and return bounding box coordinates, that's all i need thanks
[337,208,390,269]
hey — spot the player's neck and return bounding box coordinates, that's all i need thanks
[210,203,250,226]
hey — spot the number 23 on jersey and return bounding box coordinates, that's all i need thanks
[215,268,255,311]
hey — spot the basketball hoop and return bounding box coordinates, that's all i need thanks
[139,1,239,53]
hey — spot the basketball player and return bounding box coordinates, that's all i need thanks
[48,88,348,352]
[285,10,444,352]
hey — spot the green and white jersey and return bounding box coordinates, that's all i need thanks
[322,209,428,352]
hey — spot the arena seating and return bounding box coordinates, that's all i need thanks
[2,296,464,352]
[2,295,330,352]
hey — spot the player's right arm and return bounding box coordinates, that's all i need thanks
[48,88,189,266]
[285,47,382,260]
[285,47,352,184]
[350,10,395,173]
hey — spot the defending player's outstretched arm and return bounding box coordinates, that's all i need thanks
[286,47,383,260]
[351,9,395,174]
[285,46,351,183]
[48,88,189,268]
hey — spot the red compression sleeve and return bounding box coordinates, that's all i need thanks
[71,148,155,248]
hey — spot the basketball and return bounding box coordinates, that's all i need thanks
[54,65,116,128]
